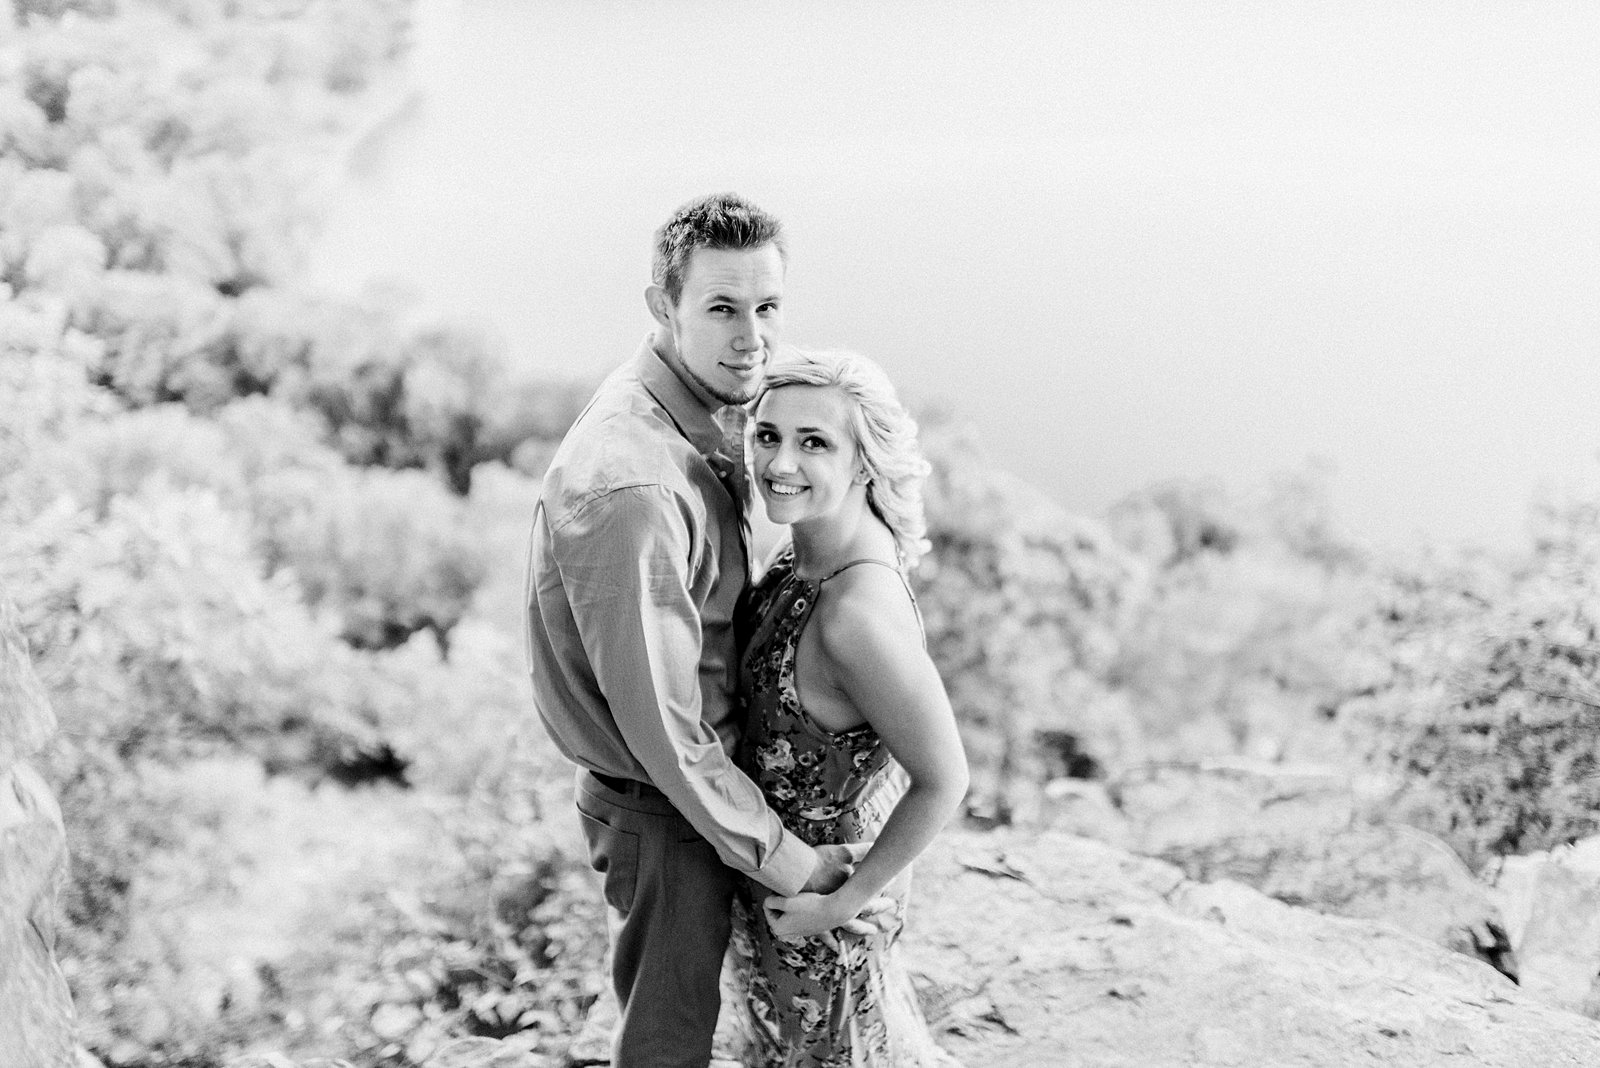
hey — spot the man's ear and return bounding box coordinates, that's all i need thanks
[645,284,674,330]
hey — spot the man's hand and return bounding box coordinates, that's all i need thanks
[839,894,897,938]
[801,842,870,894]
[763,892,897,945]
[763,891,852,943]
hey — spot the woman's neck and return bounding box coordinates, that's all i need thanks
[789,505,897,579]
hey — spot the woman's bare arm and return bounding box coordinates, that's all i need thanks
[764,566,969,939]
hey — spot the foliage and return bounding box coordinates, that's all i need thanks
[9,0,1600,1064]
[53,751,604,1068]
[1,0,586,496]
[291,771,606,1066]
[1343,503,1600,868]
[1104,467,1379,768]
[1,4,601,1065]
[915,413,1148,822]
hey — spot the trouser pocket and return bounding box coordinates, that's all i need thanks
[577,796,640,915]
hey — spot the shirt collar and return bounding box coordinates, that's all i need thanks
[633,336,726,456]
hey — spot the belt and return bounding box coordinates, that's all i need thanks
[591,771,661,797]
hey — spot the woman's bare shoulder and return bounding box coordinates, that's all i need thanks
[812,563,921,664]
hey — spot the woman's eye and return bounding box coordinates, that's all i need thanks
[803,436,829,450]
[754,430,779,446]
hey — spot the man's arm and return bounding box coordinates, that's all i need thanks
[553,484,837,896]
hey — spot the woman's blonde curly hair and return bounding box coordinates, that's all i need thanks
[755,348,932,569]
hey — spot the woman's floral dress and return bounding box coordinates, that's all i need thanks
[730,549,958,1068]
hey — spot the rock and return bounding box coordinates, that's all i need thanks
[1163,824,1517,982]
[1109,761,1516,980]
[1038,777,1134,847]
[0,598,55,774]
[1110,759,1358,854]
[1,598,77,1068]
[901,828,1600,1067]
[557,825,1600,1066]
[1491,837,1600,1016]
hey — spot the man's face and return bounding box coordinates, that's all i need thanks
[653,244,785,407]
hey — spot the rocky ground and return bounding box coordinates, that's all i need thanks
[519,763,1600,1068]
[2,601,77,1068]
[244,815,1600,1068]
[13,615,1600,1068]
[906,827,1600,1068]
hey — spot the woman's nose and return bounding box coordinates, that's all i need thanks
[769,443,798,473]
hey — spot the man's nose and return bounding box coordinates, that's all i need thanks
[733,313,763,350]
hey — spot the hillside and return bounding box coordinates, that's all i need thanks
[5,3,1600,1067]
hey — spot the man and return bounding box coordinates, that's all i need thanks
[524,194,862,1068]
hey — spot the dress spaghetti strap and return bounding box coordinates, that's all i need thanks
[817,557,925,641]
[819,557,901,582]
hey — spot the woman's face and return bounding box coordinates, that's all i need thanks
[751,384,866,528]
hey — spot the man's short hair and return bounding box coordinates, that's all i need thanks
[652,193,786,304]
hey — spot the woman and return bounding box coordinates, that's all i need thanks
[732,348,969,1067]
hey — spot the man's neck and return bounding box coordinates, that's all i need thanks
[650,334,720,414]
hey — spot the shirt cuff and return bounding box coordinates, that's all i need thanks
[749,827,818,896]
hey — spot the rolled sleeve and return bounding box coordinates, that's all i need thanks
[553,484,816,895]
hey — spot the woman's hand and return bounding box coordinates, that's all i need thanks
[763,890,883,945]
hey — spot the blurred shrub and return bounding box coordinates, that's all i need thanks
[916,413,1147,823]
[54,750,604,1068]
[252,461,488,653]
[27,394,488,654]
[1,5,624,1067]
[1106,470,1378,768]
[293,777,607,1066]
[1107,476,1245,567]
[2,476,396,770]
[1344,501,1600,868]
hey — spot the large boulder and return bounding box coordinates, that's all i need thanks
[1108,761,1516,980]
[557,826,1600,1067]
[905,828,1600,1067]
[1490,837,1600,1016]
[1,599,77,1068]
[1109,760,1358,851]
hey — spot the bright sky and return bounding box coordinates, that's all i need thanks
[309,0,1600,549]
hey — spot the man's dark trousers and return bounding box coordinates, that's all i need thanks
[576,769,739,1068]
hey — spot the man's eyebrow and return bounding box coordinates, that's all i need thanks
[699,289,781,304]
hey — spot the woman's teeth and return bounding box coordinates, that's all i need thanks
[767,482,804,496]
